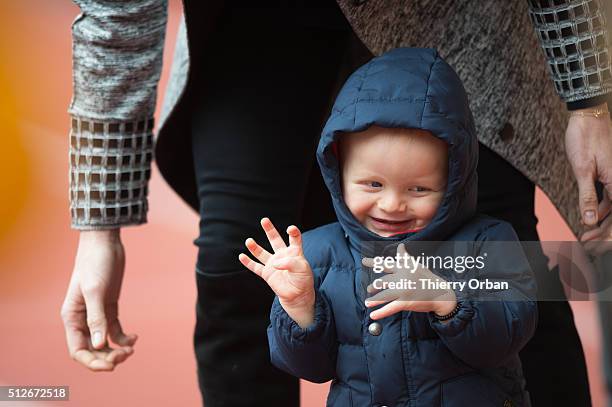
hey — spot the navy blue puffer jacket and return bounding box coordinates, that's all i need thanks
[267,48,537,407]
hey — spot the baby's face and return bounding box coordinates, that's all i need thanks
[340,125,448,237]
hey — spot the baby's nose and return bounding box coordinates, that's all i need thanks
[378,193,406,213]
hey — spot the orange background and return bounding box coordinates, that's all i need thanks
[0,1,606,406]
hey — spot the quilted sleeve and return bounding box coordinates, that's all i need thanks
[267,290,338,383]
[68,0,168,229]
[526,0,611,108]
[428,222,538,369]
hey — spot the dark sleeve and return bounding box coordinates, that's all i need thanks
[267,275,338,383]
[428,222,538,369]
[526,0,611,110]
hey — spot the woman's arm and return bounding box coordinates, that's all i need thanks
[61,0,168,372]
[526,0,611,109]
[69,0,168,229]
[527,0,612,227]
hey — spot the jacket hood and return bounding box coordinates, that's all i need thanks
[317,48,479,244]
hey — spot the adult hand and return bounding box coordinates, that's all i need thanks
[239,218,316,328]
[565,102,612,227]
[61,230,137,371]
[580,195,612,256]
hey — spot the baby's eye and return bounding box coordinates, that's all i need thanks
[368,181,383,188]
[410,186,429,192]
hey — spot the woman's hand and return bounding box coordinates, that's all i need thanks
[565,103,612,226]
[239,218,315,328]
[363,243,457,320]
[60,230,137,371]
[580,193,612,256]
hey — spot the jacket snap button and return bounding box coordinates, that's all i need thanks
[498,122,515,143]
[368,322,382,336]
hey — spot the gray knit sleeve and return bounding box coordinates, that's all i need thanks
[527,0,611,103]
[68,0,168,230]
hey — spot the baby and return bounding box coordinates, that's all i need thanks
[239,48,537,406]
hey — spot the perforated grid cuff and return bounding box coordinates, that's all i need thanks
[69,116,154,230]
[528,0,612,102]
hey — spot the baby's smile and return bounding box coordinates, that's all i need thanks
[367,216,422,235]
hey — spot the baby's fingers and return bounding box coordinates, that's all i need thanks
[238,253,264,277]
[261,218,287,252]
[364,299,386,307]
[365,288,399,304]
[369,300,410,320]
[361,257,394,274]
[362,257,375,268]
[245,238,272,264]
[397,243,409,257]
[287,225,303,252]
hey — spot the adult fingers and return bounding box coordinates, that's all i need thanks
[369,300,409,320]
[261,218,287,252]
[62,309,110,371]
[583,216,612,256]
[104,346,134,365]
[584,239,612,256]
[287,225,303,253]
[82,288,108,350]
[245,238,272,264]
[593,241,612,256]
[598,195,611,221]
[581,215,612,242]
[576,174,600,226]
[108,317,138,347]
[581,227,602,242]
[238,253,264,277]
[73,349,114,372]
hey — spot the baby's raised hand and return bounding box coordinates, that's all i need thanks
[363,243,457,320]
[239,218,315,328]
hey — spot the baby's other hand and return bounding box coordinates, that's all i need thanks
[239,218,315,313]
[363,243,457,320]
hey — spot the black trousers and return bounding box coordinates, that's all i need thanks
[477,144,592,407]
[188,4,592,407]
